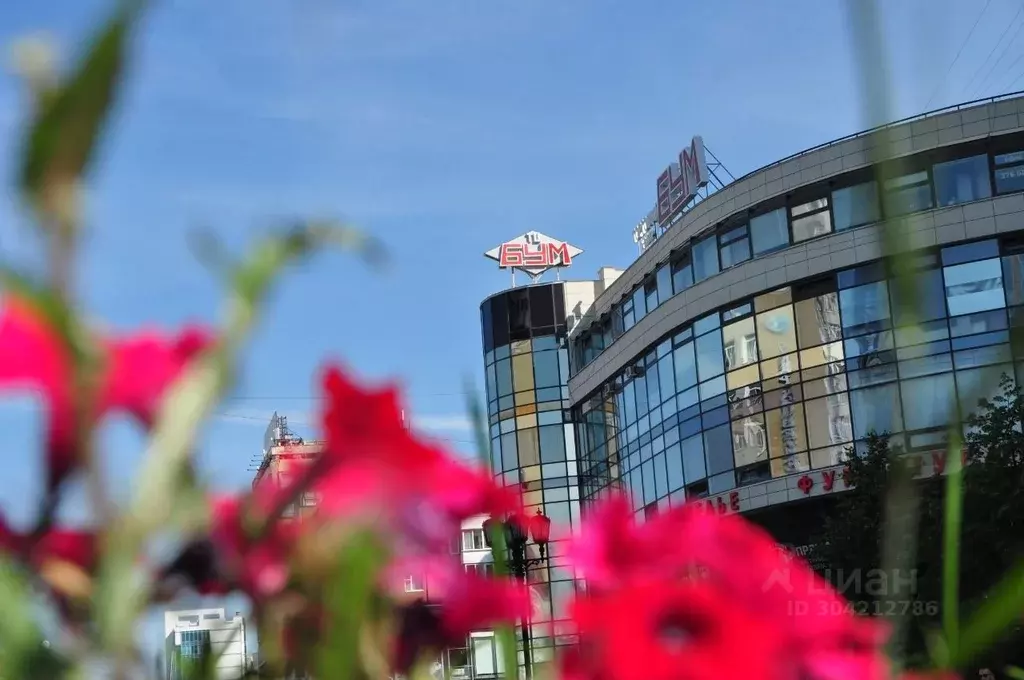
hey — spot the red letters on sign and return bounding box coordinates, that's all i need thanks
[798,475,814,495]
[822,469,836,492]
[729,490,740,512]
[499,242,573,269]
[931,451,946,476]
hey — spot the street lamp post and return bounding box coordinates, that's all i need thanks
[482,509,551,680]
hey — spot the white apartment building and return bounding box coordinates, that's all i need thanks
[163,608,247,680]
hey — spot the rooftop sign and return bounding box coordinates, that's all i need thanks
[656,135,709,224]
[484,231,582,279]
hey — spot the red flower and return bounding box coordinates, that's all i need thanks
[0,300,212,490]
[569,580,789,680]
[392,567,530,673]
[102,327,213,427]
[30,528,97,572]
[160,494,299,599]
[567,494,890,680]
[313,365,518,549]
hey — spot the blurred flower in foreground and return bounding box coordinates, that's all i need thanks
[565,494,890,680]
[0,298,212,490]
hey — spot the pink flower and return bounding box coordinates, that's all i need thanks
[313,365,519,550]
[567,493,890,680]
[0,300,212,490]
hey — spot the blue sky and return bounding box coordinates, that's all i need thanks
[0,0,1020,667]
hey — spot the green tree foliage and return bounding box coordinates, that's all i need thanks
[812,374,1024,667]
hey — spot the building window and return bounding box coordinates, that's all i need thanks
[465,562,496,577]
[944,258,1006,316]
[883,170,933,216]
[750,208,789,255]
[719,225,751,268]
[994,150,1024,194]
[656,263,673,304]
[790,197,832,243]
[692,235,720,282]
[933,154,991,207]
[671,253,694,293]
[471,634,503,677]
[644,278,659,314]
[832,181,880,231]
[462,529,486,551]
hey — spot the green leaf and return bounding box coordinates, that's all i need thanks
[315,532,387,680]
[941,433,964,662]
[19,0,147,206]
[94,221,381,661]
[1004,665,1024,680]
[952,559,1024,668]
[465,380,492,472]
[0,560,66,679]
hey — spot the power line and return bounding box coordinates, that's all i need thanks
[993,44,1024,93]
[970,3,1024,98]
[962,2,1024,100]
[924,0,994,109]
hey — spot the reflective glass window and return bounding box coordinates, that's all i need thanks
[795,292,842,348]
[496,359,513,396]
[533,351,560,389]
[665,443,684,492]
[840,281,891,335]
[944,258,1005,316]
[512,352,535,393]
[692,236,719,282]
[942,239,999,266]
[645,279,658,314]
[883,170,933,216]
[933,154,991,207]
[750,208,789,255]
[656,264,673,304]
[517,428,541,467]
[756,305,798,359]
[681,434,706,481]
[994,150,1024,194]
[956,364,1013,420]
[673,341,698,391]
[719,225,751,269]
[791,198,832,243]
[769,451,809,478]
[671,254,694,293]
[731,414,767,467]
[703,424,733,475]
[539,424,567,463]
[900,373,955,431]
[632,287,647,325]
[765,402,807,457]
[500,432,518,471]
[723,317,758,371]
[804,394,853,449]
[695,330,725,380]
[832,181,880,231]
[891,268,947,326]
[708,471,736,494]
[1003,254,1024,306]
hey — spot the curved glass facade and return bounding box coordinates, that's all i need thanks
[479,282,581,655]
[576,236,1024,516]
[572,129,1024,377]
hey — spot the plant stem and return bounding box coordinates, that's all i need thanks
[942,436,964,663]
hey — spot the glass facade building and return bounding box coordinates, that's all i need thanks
[479,282,584,662]
[564,95,1024,518]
